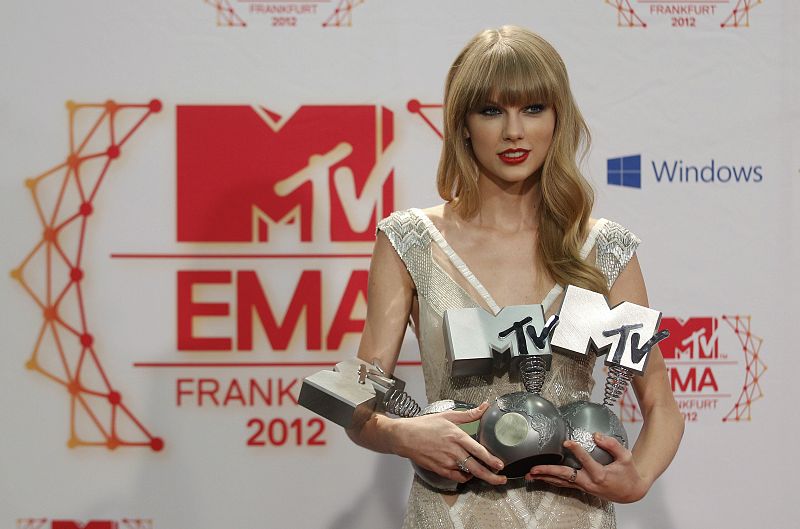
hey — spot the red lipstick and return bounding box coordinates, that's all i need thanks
[498,148,530,164]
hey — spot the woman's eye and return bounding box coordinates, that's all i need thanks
[479,106,502,116]
[524,104,546,114]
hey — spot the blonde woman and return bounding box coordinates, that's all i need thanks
[347,26,683,528]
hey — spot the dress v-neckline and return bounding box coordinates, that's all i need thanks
[410,208,606,315]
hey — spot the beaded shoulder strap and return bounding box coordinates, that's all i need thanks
[376,209,433,295]
[595,220,641,288]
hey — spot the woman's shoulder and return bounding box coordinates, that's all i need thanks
[582,217,641,260]
[378,204,448,232]
[377,208,419,229]
[418,204,448,230]
[418,204,447,219]
[588,217,641,285]
[589,217,640,246]
[376,206,442,252]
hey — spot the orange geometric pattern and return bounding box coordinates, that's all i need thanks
[618,314,767,423]
[407,99,443,139]
[721,0,764,28]
[721,315,766,421]
[604,0,647,28]
[11,99,164,451]
[322,0,365,27]
[205,0,247,27]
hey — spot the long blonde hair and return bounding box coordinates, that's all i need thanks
[437,26,608,294]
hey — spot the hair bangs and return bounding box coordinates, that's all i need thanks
[464,42,558,112]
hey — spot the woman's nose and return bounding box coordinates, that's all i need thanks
[502,113,524,141]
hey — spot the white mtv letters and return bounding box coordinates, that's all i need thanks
[443,305,555,378]
[268,142,351,245]
[333,141,395,234]
[261,141,394,245]
[550,286,664,374]
[250,105,394,246]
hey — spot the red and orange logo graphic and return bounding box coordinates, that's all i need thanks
[322,0,366,27]
[176,105,394,245]
[172,104,393,358]
[204,0,246,27]
[163,103,395,446]
[604,0,765,29]
[619,315,767,423]
[204,0,367,28]
[11,100,163,451]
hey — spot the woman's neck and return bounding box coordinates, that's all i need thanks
[470,173,541,232]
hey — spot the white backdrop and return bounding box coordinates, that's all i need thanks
[1,1,798,528]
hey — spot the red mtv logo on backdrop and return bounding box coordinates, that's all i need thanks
[176,105,394,244]
[659,317,719,360]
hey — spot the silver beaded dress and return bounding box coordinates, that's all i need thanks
[377,208,640,529]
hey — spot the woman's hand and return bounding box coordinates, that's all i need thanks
[391,402,508,486]
[526,433,650,503]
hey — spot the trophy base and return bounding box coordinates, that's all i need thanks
[502,453,562,479]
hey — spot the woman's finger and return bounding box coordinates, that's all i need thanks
[455,452,507,486]
[525,463,559,479]
[530,475,581,490]
[418,455,472,484]
[563,439,604,477]
[440,402,488,425]
[527,463,587,486]
[460,436,505,473]
[440,467,472,484]
[592,433,630,463]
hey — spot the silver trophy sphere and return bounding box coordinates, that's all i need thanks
[444,305,564,479]
[560,358,633,469]
[559,400,628,469]
[478,391,566,478]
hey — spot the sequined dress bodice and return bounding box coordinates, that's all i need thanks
[377,208,640,529]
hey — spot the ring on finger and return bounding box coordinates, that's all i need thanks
[457,455,474,473]
[567,468,578,483]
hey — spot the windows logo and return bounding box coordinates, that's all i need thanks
[607,155,642,189]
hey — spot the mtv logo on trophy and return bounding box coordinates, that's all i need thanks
[444,305,568,478]
[298,285,671,488]
[550,286,670,468]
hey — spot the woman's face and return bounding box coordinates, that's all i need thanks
[465,100,556,186]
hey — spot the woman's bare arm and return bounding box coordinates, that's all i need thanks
[345,231,507,485]
[344,230,414,455]
[528,254,684,502]
[613,255,684,490]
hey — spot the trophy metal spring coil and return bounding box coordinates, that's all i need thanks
[603,364,634,407]
[383,389,421,418]
[519,355,548,395]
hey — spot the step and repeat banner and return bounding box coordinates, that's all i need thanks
[1,2,797,528]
